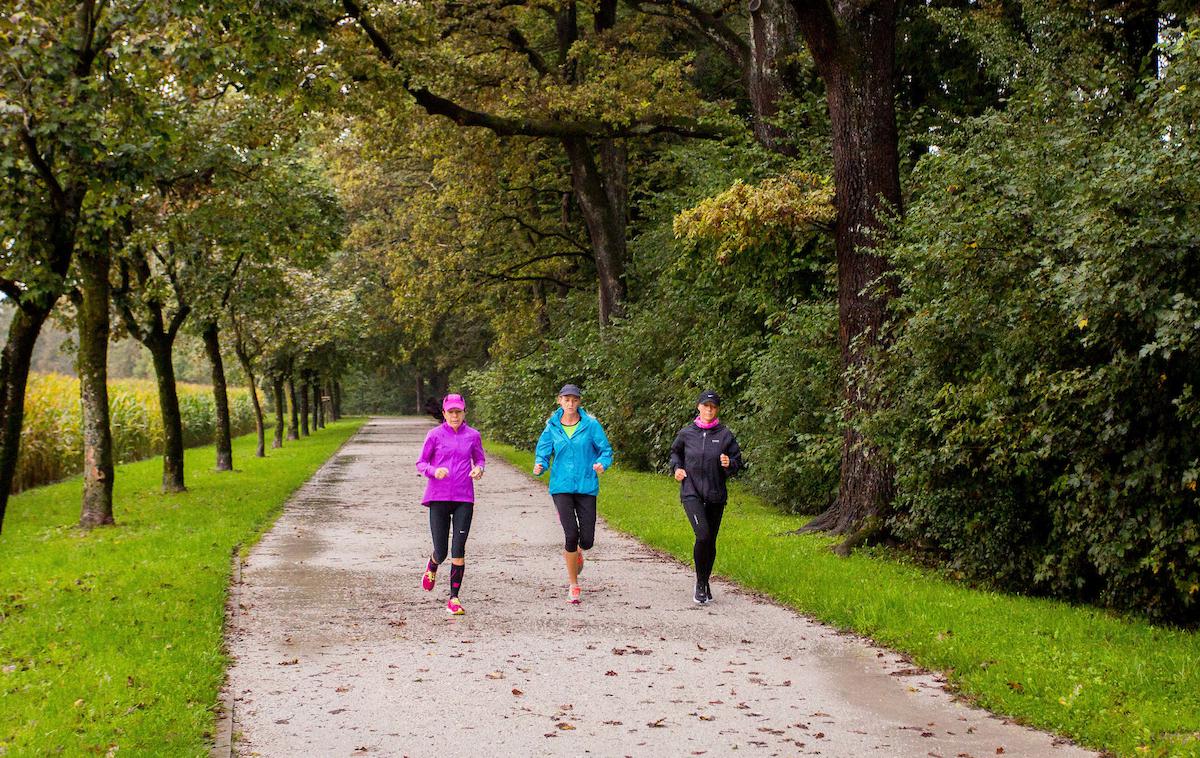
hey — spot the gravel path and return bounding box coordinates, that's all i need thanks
[222,417,1098,757]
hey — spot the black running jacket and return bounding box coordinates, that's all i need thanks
[668,422,744,504]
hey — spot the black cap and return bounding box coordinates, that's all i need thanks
[558,384,582,397]
[697,390,721,406]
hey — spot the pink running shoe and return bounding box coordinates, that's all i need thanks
[447,597,465,615]
[568,584,581,604]
[421,563,437,592]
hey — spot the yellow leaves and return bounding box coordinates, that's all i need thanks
[1077,317,1088,329]
[673,172,835,265]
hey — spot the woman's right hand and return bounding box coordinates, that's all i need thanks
[674,468,687,482]
[434,467,450,480]
[532,463,544,476]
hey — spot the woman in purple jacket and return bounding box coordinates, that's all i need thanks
[416,393,485,615]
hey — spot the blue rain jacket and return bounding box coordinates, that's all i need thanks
[534,408,614,496]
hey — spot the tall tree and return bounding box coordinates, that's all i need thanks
[330,0,731,324]
[0,3,127,531]
[788,0,902,536]
[113,240,192,492]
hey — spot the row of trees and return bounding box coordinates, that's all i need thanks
[0,2,365,533]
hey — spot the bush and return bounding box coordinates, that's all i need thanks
[13,373,259,492]
[873,30,1200,623]
[739,304,840,514]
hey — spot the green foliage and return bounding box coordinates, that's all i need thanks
[738,304,840,514]
[14,373,258,492]
[873,25,1200,623]
[0,420,364,755]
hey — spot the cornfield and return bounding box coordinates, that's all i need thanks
[14,373,260,493]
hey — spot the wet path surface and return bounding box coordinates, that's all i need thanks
[224,417,1097,757]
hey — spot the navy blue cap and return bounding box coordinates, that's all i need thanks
[696,390,721,406]
[558,384,582,397]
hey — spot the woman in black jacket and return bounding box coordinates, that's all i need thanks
[668,390,744,605]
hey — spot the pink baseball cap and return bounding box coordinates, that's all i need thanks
[442,393,466,411]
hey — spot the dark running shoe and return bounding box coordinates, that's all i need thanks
[704,583,714,603]
[694,582,708,605]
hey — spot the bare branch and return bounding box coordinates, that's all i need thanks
[342,0,733,140]
[492,214,593,254]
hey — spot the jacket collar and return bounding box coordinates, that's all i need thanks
[550,407,591,429]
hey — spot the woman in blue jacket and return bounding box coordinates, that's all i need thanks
[533,384,614,604]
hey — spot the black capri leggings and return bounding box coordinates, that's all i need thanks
[428,500,474,563]
[552,493,597,552]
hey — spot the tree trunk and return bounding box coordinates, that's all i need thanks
[562,136,627,325]
[794,0,900,536]
[0,305,52,532]
[316,381,326,428]
[748,0,802,156]
[299,380,310,436]
[272,377,286,448]
[332,380,342,420]
[310,379,320,430]
[286,374,300,440]
[202,321,233,471]
[147,337,187,492]
[235,348,266,458]
[76,249,116,527]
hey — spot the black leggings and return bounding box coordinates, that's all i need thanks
[552,493,597,552]
[428,501,474,563]
[682,496,725,584]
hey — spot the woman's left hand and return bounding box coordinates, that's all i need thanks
[470,466,484,481]
[593,463,605,474]
[720,454,730,468]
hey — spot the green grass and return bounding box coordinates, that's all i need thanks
[0,418,365,756]
[488,440,1200,758]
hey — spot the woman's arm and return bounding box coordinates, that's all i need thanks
[668,429,687,473]
[592,422,614,471]
[415,433,438,478]
[724,432,744,476]
[534,425,554,470]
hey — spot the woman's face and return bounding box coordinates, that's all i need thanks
[697,402,719,424]
[444,407,465,429]
[558,394,581,415]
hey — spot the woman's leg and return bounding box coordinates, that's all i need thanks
[575,495,597,574]
[552,494,582,586]
[447,502,474,598]
[429,502,452,565]
[682,496,716,587]
[703,501,726,598]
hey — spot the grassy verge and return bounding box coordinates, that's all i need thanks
[0,418,365,756]
[487,440,1200,758]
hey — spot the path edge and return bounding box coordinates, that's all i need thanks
[209,419,371,758]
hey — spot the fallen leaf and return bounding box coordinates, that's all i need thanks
[605,671,618,676]
[648,718,667,728]
[557,722,576,731]
[485,671,504,680]
[511,688,523,696]
[278,658,299,666]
